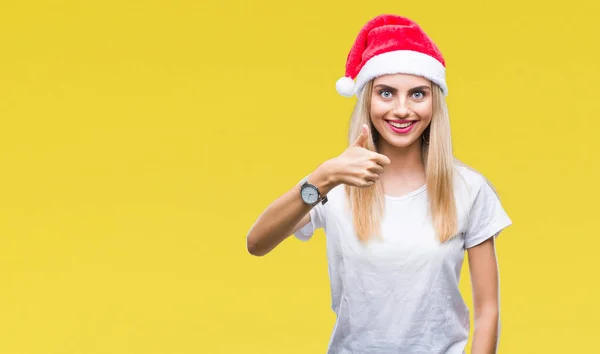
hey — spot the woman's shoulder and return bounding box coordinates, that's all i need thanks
[454,160,488,185]
[452,160,498,199]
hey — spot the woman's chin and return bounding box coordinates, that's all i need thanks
[379,133,423,149]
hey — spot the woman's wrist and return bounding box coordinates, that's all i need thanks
[309,160,339,196]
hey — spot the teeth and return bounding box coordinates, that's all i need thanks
[388,121,414,128]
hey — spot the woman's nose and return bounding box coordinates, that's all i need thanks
[393,102,411,118]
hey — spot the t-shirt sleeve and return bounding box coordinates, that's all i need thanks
[294,203,325,242]
[464,176,513,249]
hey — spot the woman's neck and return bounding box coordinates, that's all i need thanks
[378,140,427,196]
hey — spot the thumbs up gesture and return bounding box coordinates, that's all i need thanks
[352,123,373,149]
[326,124,391,188]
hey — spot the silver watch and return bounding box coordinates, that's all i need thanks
[299,176,328,206]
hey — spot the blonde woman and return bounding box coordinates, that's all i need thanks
[247,14,512,354]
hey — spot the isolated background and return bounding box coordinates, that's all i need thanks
[1,0,598,353]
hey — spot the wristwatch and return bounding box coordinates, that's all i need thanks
[299,176,328,206]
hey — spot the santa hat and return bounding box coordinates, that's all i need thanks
[335,14,448,97]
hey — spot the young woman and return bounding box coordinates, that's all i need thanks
[246,14,512,354]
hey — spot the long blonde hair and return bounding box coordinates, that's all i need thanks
[344,79,459,243]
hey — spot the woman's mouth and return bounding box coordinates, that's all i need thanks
[385,120,417,134]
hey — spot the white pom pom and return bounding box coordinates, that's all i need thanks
[335,77,355,97]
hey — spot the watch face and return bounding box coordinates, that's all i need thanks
[301,185,319,204]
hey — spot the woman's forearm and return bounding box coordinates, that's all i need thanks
[471,310,500,354]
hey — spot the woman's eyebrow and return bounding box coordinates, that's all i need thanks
[409,85,431,91]
[373,84,431,91]
[373,84,397,91]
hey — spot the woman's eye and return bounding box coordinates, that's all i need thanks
[380,90,393,99]
[412,91,425,99]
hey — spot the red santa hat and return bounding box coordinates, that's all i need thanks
[335,14,448,97]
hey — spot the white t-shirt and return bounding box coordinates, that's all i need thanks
[294,164,512,354]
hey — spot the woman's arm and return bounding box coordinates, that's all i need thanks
[246,124,390,256]
[467,236,501,354]
[246,163,337,257]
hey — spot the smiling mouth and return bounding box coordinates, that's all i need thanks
[385,120,416,129]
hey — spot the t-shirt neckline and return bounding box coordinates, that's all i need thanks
[384,184,427,201]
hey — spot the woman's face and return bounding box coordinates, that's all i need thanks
[369,74,433,149]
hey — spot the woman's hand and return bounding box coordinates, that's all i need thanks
[325,124,391,188]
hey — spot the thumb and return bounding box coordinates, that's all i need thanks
[352,124,370,148]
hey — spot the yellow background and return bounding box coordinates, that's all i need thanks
[1,0,598,353]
